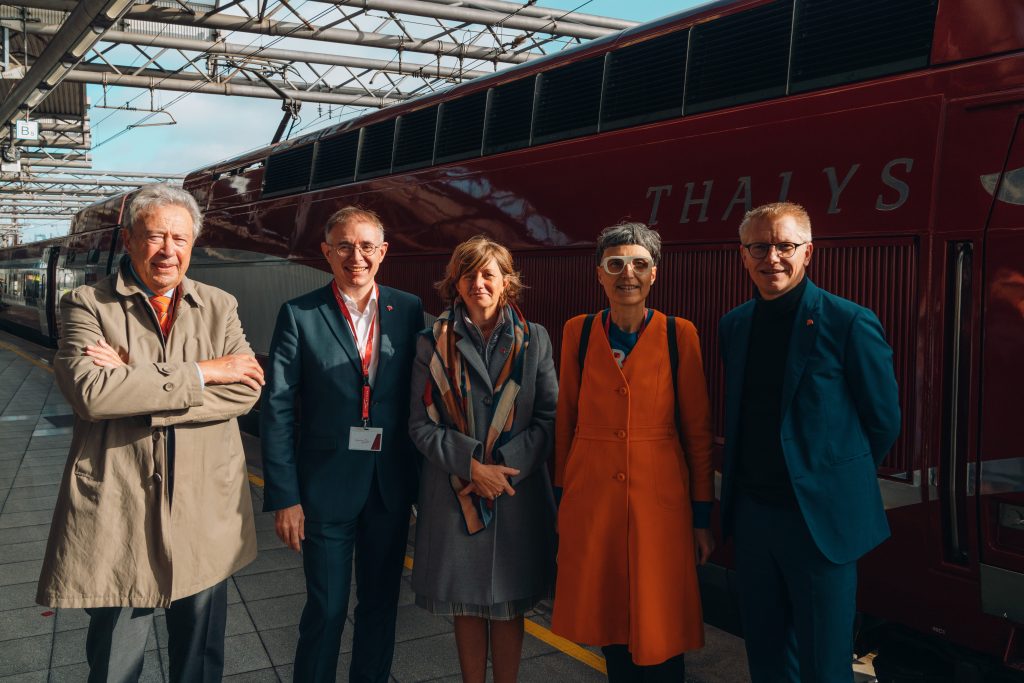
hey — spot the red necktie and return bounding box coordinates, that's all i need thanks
[150,295,172,336]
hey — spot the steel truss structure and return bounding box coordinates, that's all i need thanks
[0,0,633,239]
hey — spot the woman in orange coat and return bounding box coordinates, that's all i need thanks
[551,222,715,681]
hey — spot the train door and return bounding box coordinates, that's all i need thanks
[977,110,1024,660]
[44,245,60,342]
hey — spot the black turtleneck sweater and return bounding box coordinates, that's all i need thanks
[736,276,809,508]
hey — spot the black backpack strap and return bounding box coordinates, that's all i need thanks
[578,313,596,384]
[667,315,683,438]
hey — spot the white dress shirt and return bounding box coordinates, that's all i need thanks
[339,286,381,385]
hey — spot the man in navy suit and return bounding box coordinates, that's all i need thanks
[261,206,424,682]
[719,202,901,683]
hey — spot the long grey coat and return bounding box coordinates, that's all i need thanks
[37,267,260,608]
[408,312,558,606]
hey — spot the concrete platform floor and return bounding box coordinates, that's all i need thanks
[0,331,768,682]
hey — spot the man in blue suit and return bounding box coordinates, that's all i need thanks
[261,206,424,682]
[719,202,901,683]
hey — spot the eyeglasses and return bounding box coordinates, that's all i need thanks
[742,242,807,260]
[326,241,382,257]
[599,255,654,275]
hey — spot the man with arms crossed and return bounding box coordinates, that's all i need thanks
[38,183,264,682]
[719,202,901,682]
[262,206,424,682]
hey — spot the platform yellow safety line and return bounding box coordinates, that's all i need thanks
[0,340,54,373]
[246,469,606,674]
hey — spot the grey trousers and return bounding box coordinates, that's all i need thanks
[85,581,228,683]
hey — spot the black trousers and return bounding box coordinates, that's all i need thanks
[294,474,411,683]
[85,580,227,683]
[601,644,686,683]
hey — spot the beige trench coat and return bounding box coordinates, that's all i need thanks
[36,266,259,608]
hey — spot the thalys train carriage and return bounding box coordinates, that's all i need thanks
[2,0,1022,678]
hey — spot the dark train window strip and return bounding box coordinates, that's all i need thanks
[263,144,315,197]
[436,91,487,164]
[601,30,688,131]
[532,55,605,145]
[789,0,937,93]
[312,130,359,189]
[393,106,439,172]
[685,0,791,115]
[483,76,535,155]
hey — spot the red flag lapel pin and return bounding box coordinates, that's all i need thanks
[806,318,814,326]
[386,305,393,312]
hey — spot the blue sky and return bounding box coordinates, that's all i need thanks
[23,0,702,240]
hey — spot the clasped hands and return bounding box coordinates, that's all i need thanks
[84,338,265,390]
[460,458,519,501]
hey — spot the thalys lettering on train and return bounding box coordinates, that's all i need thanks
[2,1,1023,681]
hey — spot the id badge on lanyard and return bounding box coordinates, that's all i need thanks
[334,282,384,452]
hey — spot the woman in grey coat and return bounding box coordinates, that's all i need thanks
[409,236,558,683]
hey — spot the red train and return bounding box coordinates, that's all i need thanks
[2,0,1022,678]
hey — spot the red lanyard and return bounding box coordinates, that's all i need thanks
[603,308,649,338]
[333,282,378,425]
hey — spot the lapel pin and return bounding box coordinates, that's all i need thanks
[806,318,814,326]
[386,305,393,312]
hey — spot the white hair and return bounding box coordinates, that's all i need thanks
[126,183,203,238]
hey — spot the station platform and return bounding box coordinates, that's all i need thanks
[0,329,805,682]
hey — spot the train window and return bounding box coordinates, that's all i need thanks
[532,55,604,145]
[356,119,396,180]
[601,30,688,131]
[685,0,791,115]
[263,144,315,197]
[483,77,536,155]
[312,130,359,189]
[393,106,438,172]
[436,91,487,164]
[789,0,937,93]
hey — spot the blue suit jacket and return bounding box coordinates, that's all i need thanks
[719,279,901,564]
[260,283,424,522]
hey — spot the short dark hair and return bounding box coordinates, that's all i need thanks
[595,222,662,265]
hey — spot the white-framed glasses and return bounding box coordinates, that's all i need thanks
[599,255,654,275]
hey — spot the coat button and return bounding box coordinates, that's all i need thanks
[163,382,174,391]
[618,386,628,395]
[615,472,626,482]
[616,430,626,439]
[152,431,161,442]
[153,472,163,484]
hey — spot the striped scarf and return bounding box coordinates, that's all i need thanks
[422,303,530,535]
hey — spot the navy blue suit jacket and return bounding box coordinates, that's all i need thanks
[719,279,901,564]
[260,284,424,522]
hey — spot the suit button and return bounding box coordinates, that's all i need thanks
[615,472,626,482]
[616,430,626,439]
[482,396,492,406]
[618,386,628,395]
[163,382,174,391]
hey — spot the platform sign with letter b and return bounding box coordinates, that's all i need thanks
[13,120,39,140]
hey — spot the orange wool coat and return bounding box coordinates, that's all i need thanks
[551,311,715,665]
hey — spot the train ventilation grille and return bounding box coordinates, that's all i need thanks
[436,90,486,164]
[533,55,604,145]
[394,107,439,173]
[357,119,396,181]
[602,29,688,132]
[483,77,535,155]
[312,131,358,189]
[263,145,314,198]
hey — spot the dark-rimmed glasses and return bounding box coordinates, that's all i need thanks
[599,255,653,275]
[326,241,382,257]
[742,242,807,260]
